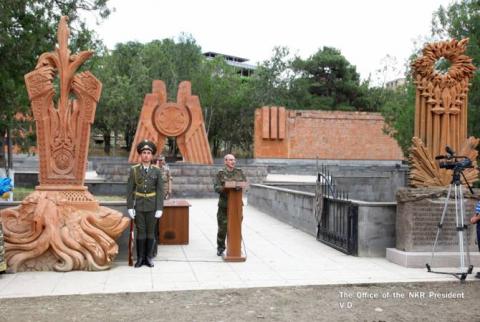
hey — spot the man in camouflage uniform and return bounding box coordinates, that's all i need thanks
[156,155,172,200]
[152,155,172,257]
[127,140,164,268]
[213,154,246,256]
[0,218,6,273]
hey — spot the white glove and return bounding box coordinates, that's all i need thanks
[155,210,163,219]
[128,209,136,219]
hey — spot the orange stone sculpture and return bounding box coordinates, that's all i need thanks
[0,17,129,272]
[128,80,213,164]
[409,39,478,187]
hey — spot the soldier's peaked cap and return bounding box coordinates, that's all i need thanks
[136,139,157,155]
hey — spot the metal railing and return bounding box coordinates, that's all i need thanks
[315,165,358,255]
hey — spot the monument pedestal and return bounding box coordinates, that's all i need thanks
[223,181,247,262]
[387,187,479,268]
[0,186,129,272]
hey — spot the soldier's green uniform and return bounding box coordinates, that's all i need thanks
[213,167,246,254]
[127,163,164,264]
[0,218,6,272]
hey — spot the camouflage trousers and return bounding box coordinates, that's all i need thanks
[0,219,6,272]
[216,207,227,251]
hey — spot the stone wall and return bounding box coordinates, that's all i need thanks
[96,162,267,198]
[247,184,317,236]
[247,184,397,257]
[257,160,408,202]
[396,188,478,252]
[12,155,407,201]
[254,108,404,160]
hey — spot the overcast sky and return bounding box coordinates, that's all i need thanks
[86,0,453,84]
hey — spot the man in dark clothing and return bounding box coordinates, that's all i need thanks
[127,140,164,268]
[470,200,480,278]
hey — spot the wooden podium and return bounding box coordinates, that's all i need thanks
[223,181,247,262]
[158,199,191,245]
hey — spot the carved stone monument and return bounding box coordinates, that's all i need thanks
[129,80,213,164]
[388,39,480,268]
[0,17,129,272]
[409,38,478,187]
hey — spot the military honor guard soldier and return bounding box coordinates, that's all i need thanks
[127,140,164,267]
[213,154,246,256]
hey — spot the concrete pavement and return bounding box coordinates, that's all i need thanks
[0,199,473,298]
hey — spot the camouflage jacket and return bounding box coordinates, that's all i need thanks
[214,167,246,208]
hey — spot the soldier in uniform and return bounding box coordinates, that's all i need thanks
[127,140,164,268]
[213,154,246,256]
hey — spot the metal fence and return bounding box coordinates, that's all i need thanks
[315,165,358,255]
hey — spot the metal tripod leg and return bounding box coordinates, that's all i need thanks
[456,184,465,271]
[428,184,452,268]
[457,186,472,276]
[427,184,473,281]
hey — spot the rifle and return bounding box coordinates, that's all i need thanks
[128,219,134,266]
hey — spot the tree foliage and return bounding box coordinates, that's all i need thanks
[432,0,480,139]
[0,0,111,165]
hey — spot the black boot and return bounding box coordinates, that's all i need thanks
[145,239,155,267]
[134,239,145,268]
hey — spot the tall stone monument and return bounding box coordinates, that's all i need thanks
[409,38,478,187]
[0,17,129,272]
[389,39,479,268]
[128,80,213,164]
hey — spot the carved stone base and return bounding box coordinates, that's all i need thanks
[396,187,478,252]
[0,186,129,272]
[0,218,6,272]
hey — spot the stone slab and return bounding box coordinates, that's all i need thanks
[386,247,480,268]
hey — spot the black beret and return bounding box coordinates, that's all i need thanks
[136,139,157,155]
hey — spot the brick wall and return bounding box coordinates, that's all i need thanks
[254,107,404,160]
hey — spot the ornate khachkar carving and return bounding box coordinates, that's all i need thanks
[409,39,478,187]
[0,17,129,272]
[128,80,213,164]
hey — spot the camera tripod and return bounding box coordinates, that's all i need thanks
[426,167,474,282]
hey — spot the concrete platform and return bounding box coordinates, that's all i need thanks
[0,199,477,299]
[386,247,480,268]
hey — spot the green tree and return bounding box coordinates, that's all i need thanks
[432,0,480,139]
[0,0,111,167]
[380,81,415,156]
[93,41,151,153]
[291,46,364,110]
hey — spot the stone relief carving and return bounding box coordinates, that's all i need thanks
[0,16,129,272]
[128,80,213,164]
[409,39,478,187]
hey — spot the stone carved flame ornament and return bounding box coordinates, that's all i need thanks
[0,17,129,272]
[128,80,213,164]
[410,39,479,187]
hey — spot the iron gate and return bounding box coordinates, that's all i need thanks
[315,166,358,255]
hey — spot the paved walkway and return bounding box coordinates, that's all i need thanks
[0,199,472,298]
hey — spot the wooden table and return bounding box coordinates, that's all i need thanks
[158,199,191,245]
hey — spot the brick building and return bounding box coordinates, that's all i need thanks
[254,107,404,160]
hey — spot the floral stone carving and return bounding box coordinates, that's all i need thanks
[0,16,129,272]
[409,39,478,187]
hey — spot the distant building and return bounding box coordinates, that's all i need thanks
[385,78,406,90]
[203,51,256,77]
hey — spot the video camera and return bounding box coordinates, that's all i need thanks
[435,146,473,172]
